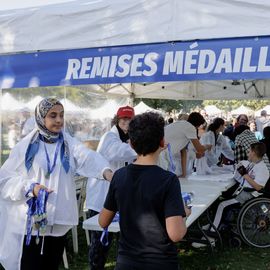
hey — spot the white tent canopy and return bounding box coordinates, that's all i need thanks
[25,96,43,110]
[1,1,270,101]
[89,100,127,119]
[1,0,270,54]
[255,104,270,116]
[1,93,22,111]
[134,101,161,114]
[60,98,83,112]
[204,105,222,116]
[77,80,269,101]
[231,105,254,116]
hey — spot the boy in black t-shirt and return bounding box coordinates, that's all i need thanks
[99,112,190,270]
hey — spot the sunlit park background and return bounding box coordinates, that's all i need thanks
[1,87,270,270]
[1,85,270,165]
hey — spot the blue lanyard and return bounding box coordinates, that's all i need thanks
[167,143,176,173]
[100,213,119,246]
[44,139,62,179]
[240,162,254,187]
[26,188,49,246]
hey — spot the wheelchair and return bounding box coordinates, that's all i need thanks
[221,184,270,248]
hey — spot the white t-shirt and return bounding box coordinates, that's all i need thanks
[159,121,197,176]
[234,160,269,188]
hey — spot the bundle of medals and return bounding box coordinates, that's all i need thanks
[26,188,49,246]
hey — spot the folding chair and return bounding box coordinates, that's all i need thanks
[72,176,90,253]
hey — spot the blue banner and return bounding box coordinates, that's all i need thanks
[1,36,270,89]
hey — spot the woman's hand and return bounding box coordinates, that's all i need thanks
[33,184,53,197]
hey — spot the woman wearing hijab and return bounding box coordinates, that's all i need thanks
[0,97,112,270]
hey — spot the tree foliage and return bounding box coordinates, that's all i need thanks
[203,100,270,111]
[135,99,203,113]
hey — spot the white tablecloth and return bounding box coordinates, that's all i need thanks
[83,175,235,232]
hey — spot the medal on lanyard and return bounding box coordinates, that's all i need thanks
[44,140,61,179]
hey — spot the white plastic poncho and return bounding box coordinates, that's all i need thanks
[0,129,110,270]
[200,131,234,167]
[86,125,137,212]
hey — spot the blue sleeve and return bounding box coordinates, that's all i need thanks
[164,175,186,218]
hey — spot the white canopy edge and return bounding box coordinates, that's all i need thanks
[76,80,270,100]
[1,0,270,54]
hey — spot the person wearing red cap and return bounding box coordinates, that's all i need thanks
[86,105,137,270]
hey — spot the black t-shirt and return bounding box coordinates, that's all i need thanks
[104,164,185,267]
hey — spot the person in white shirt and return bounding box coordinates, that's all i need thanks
[0,98,113,270]
[159,112,211,177]
[86,106,137,270]
[256,110,270,135]
[211,142,269,231]
[199,118,234,167]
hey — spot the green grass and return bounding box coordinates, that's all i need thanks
[60,222,270,270]
[0,222,269,270]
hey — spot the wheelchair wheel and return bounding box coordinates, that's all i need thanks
[229,236,242,248]
[237,197,270,248]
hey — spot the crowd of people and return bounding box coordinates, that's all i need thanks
[0,97,270,270]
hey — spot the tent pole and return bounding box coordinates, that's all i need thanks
[128,83,135,106]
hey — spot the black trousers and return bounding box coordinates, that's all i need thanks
[88,210,114,270]
[21,235,66,270]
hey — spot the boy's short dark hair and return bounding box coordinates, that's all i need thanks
[128,112,165,156]
[250,142,266,158]
[187,112,205,127]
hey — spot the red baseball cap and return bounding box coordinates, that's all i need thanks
[117,106,135,119]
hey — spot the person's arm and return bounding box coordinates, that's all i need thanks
[180,148,187,177]
[242,174,263,191]
[191,138,211,154]
[166,216,187,242]
[99,208,116,228]
[98,132,137,163]
[99,173,118,228]
[71,135,113,180]
[221,136,234,161]
[0,144,38,201]
[164,176,188,242]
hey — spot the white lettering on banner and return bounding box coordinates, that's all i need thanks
[130,54,144,76]
[197,50,216,74]
[214,49,232,73]
[143,53,158,76]
[80,57,92,79]
[242,48,257,72]
[232,48,243,72]
[109,55,118,77]
[90,56,110,78]
[258,47,270,72]
[65,53,158,80]
[184,50,199,74]
[115,54,132,77]
[65,59,81,79]
[163,51,184,75]
[65,45,270,81]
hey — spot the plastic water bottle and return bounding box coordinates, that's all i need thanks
[181,192,194,207]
